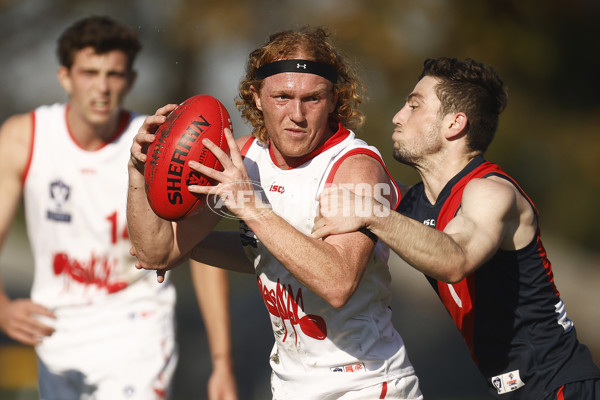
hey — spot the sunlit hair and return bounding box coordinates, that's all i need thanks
[236,27,365,144]
[57,16,141,72]
[420,57,508,154]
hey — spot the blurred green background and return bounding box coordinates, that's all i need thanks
[1,0,599,399]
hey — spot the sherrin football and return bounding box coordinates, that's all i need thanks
[144,94,232,221]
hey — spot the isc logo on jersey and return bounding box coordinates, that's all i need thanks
[269,183,285,194]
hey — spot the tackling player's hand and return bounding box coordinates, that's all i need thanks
[312,185,371,239]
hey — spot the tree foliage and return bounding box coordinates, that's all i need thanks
[1,0,598,250]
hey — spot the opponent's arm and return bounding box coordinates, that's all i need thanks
[314,177,535,283]
[0,114,56,345]
[190,261,239,400]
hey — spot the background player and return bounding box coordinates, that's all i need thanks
[0,15,238,399]
[312,57,600,399]
[127,27,422,399]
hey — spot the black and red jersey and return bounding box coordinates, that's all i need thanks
[397,155,600,398]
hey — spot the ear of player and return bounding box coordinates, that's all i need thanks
[144,95,232,221]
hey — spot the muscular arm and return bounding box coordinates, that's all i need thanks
[127,158,221,271]
[126,106,225,280]
[0,113,55,345]
[314,177,536,283]
[370,178,535,282]
[190,261,238,400]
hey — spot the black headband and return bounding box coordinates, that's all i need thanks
[255,59,338,84]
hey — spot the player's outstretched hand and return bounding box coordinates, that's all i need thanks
[0,298,56,346]
[312,185,373,239]
[129,104,178,174]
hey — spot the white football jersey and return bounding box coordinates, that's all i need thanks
[241,125,418,399]
[23,103,173,308]
[22,104,178,399]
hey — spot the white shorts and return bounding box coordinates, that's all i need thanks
[333,375,423,400]
[276,373,423,400]
[35,283,177,400]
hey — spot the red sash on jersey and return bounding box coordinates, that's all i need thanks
[435,160,558,365]
[435,162,506,364]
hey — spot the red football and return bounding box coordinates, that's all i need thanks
[144,94,232,221]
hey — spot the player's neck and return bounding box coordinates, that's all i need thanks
[66,106,123,150]
[418,153,473,204]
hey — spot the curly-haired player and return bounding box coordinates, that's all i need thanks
[128,27,422,399]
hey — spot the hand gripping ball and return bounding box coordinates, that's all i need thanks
[144,95,232,221]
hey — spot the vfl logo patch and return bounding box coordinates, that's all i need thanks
[123,385,135,398]
[491,369,525,394]
[47,180,72,222]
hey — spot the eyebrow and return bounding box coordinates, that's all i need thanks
[406,92,425,102]
[272,87,329,97]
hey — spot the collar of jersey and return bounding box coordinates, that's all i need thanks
[64,104,131,151]
[268,123,350,169]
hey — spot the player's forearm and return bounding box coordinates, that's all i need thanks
[191,263,235,365]
[0,279,10,306]
[127,162,176,268]
[245,210,368,308]
[367,211,468,283]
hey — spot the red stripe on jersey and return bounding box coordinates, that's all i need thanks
[64,106,130,151]
[268,123,351,169]
[325,148,401,209]
[437,277,477,361]
[239,136,256,157]
[537,236,560,296]
[434,160,560,361]
[22,111,36,185]
[556,384,565,400]
[379,381,388,399]
[436,161,505,229]
[435,161,506,364]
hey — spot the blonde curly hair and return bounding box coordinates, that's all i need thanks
[235,27,365,144]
